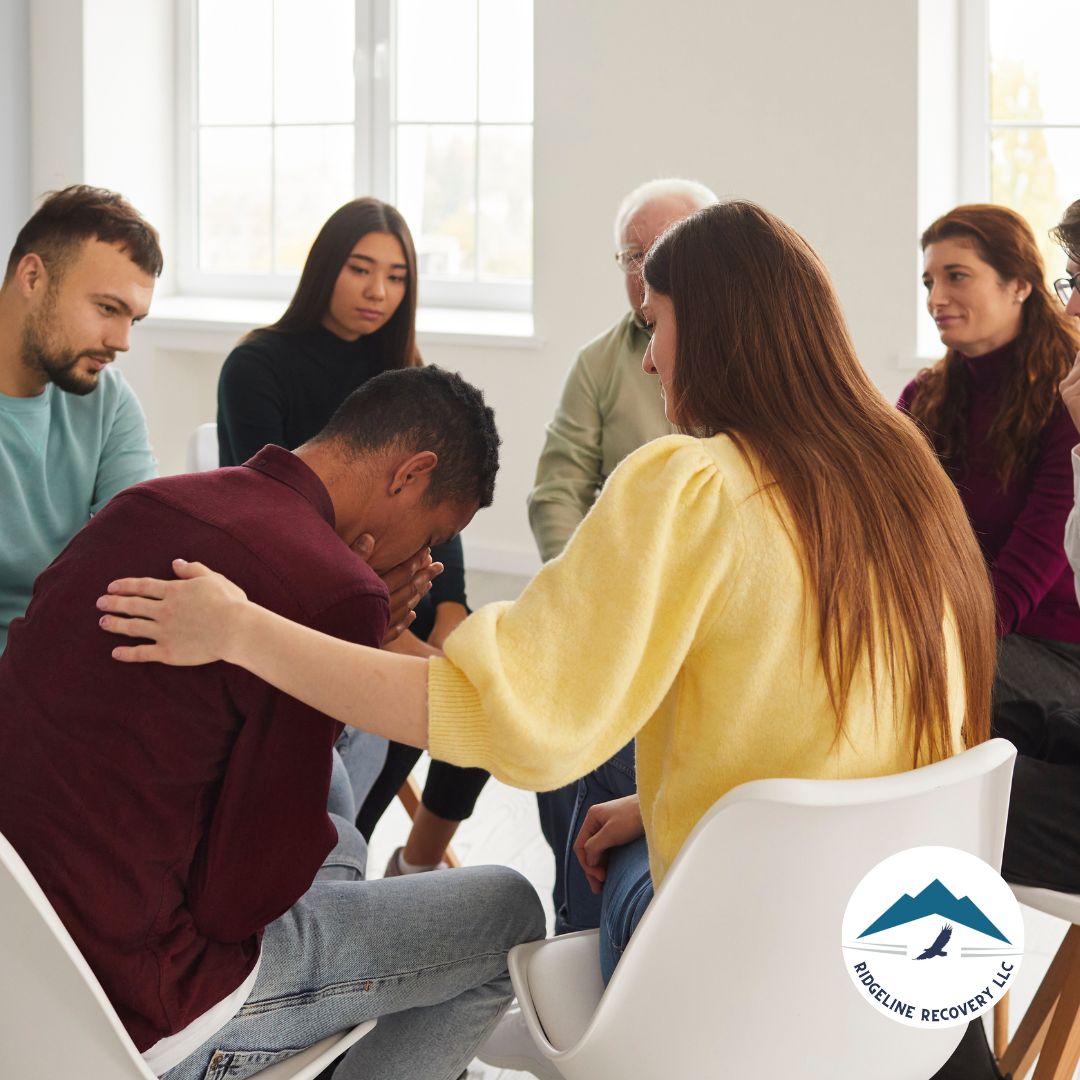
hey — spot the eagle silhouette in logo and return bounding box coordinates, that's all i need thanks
[915,923,953,960]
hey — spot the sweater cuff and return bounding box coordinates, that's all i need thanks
[427,657,495,770]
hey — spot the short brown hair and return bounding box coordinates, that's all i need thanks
[5,185,163,283]
[1051,199,1080,264]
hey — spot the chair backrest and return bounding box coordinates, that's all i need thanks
[0,829,377,1080]
[0,830,157,1079]
[186,421,219,472]
[555,739,1017,1080]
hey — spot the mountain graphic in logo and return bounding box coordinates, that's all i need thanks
[858,878,1010,943]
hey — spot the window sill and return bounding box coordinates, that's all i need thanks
[142,296,542,349]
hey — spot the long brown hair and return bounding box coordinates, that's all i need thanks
[907,204,1079,488]
[251,197,421,370]
[643,200,996,760]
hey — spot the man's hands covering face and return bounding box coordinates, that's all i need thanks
[351,535,444,644]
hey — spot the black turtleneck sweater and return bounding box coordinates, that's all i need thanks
[217,326,467,609]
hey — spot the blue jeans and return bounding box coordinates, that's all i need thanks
[333,728,389,813]
[536,741,652,984]
[163,766,545,1080]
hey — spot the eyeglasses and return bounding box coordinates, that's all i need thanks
[1054,271,1080,306]
[614,249,646,273]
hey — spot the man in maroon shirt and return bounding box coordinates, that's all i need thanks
[0,366,544,1080]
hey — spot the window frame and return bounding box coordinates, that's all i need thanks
[175,0,532,312]
[914,0,1080,363]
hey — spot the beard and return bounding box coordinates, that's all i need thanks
[20,294,112,396]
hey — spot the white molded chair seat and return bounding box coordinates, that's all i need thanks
[509,739,1017,1080]
[1011,885,1080,927]
[186,421,219,473]
[0,829,375,1079]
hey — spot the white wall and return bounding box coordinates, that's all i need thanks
[0,0,31,254]
[430,0,923,568]
[27,0,926,574]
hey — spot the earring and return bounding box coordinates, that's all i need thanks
[393,487,402,495]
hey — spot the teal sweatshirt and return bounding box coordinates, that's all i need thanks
[0,367,156,652]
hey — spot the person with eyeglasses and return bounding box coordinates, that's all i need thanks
[97,202,999,1079]
[930,199,1080,1080]
[526,178,717,564]
[900,204,1080,713]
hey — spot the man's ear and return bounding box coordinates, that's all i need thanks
[14,253,49,300]
[389,450,438,495]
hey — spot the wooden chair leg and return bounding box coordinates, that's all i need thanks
[994,993,1010,1060]
[395,776,461,869]
[1032,925,1080,1080]
[999,925,1080,1080]
[396,774,422,819]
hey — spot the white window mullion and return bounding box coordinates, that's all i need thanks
[176,0,200,296]
[354,0,374,195]
[472,1,481,286]
[958,0,990,201]
[371,0,392,201]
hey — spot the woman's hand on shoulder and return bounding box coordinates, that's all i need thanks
[572,794,645,894]
[97,559,250,665]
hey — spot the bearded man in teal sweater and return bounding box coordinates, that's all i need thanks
[0,185,160,653]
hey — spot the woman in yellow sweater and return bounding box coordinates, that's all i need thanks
[97,200,996,978]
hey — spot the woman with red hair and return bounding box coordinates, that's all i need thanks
[903,204,1080,708]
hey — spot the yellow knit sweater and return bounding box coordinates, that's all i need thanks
[428,435,965,886]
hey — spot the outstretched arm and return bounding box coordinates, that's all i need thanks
[98,559,431,748]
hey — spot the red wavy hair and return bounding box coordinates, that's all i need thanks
[907,204,1080,488]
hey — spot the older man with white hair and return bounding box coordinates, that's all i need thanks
[527,178,718,562]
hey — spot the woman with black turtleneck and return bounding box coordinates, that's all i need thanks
[218,197,488,875]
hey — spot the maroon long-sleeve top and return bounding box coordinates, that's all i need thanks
[899,341,1080,641]
[0,447,388,1051]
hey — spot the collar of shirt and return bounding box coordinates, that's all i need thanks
[242,445,335,528]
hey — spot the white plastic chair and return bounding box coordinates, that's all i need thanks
[507,739,1017,1080]
[997,885,1080,1080]
[186,421,219,473]
[0,829,375,1079]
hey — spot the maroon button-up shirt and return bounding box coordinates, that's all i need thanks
[0,447,388,1050]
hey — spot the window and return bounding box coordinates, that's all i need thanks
[985,0,1080,277]
[177,0,533,310]
[916,0,1080,359]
